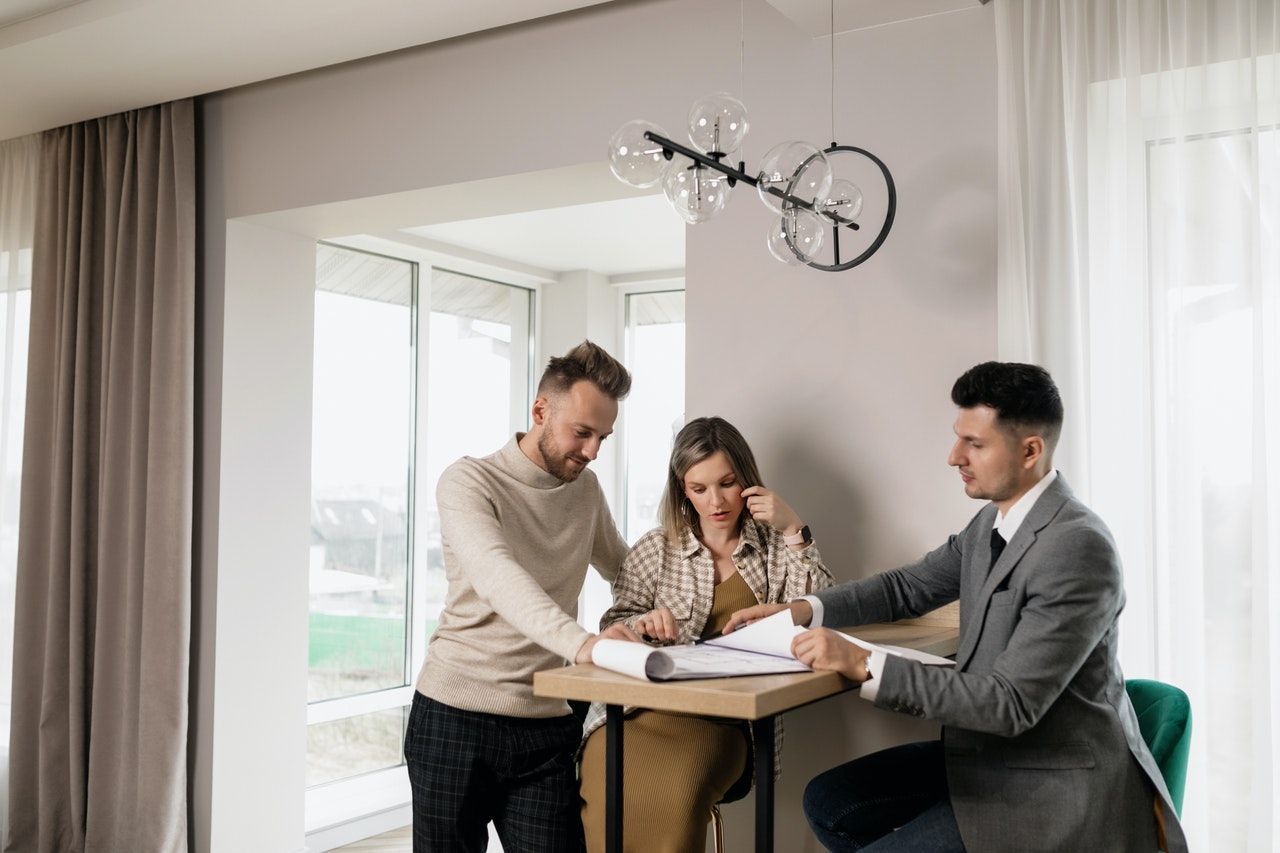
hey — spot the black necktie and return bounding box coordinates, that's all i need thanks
[989,529,1007,572]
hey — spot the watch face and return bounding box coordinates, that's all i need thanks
[801,525,812,544]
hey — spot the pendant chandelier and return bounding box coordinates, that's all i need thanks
[606,3,895,272]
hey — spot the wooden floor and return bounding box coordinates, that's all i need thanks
[332,824,505,851]
[333,826,410,852]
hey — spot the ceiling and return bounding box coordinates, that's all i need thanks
[402,194,685,278]
[2,0,996,144]
[767,0,987,37]
[0,0,614,141]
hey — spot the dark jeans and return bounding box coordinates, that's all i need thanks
[803,740,966,852]
[404,692,584,853]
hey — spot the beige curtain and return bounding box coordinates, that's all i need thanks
[6,100,194,852]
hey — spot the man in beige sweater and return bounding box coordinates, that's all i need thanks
[404,341,640,853]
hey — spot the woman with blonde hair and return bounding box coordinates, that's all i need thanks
[579,416,832,852]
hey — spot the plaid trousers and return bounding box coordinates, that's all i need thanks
[404,692,585,852]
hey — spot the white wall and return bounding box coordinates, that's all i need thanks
[685,9,998,845]
[209,221,314,852]
[196,1,997,849]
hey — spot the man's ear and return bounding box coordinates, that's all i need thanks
[530,395,551,427]
[1022,434,1045,469]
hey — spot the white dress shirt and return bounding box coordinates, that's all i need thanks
[802,469,1059,702]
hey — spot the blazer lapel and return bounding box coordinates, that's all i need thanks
[955,477,1074,670]
[954,504,998,669]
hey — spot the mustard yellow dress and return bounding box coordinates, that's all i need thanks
[579,571,759,853]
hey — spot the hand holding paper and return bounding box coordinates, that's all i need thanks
[792,624,955,681]
[792,628,872,681]
[591,610,810,681]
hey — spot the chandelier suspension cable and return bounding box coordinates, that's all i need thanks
[830,0,836,146]
[739,0,745,103]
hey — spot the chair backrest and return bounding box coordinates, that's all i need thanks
[1125,678,1192,816]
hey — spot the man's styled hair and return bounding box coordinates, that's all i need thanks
[951,362,1064,452]
[537,340,632,401]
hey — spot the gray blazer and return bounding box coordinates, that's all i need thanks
[815,476,1188,852]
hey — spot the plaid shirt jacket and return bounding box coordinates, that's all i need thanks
[581,519,833,781]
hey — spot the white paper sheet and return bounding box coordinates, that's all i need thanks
[703,608,804,657]
[590,608,953,682]
[836,633,956,667]
[590,638,658,681]
[591,611,812,681]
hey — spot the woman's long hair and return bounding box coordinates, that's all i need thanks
[658,417,764,544]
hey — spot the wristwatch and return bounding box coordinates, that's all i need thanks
[783,524,812,546]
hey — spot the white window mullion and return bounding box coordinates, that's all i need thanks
[306,686,415,726]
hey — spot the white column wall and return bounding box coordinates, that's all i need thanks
[541,268,624,632]
[209,220,315,853]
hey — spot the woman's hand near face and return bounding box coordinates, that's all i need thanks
[634,606,679,643]
[741,486,803,536]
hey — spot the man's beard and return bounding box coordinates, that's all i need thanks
[537,430,585,483]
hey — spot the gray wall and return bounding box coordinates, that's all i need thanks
[197,0,996,848]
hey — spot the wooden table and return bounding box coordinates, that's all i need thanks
[533,622,959,853]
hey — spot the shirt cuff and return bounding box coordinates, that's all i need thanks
[799,594,824,628]
[858,649,889,702]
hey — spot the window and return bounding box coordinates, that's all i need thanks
[307,246,534,826]
[1086,57,1279,850]
[308,245,416,788]
[622,289,686,541]
[0,132,36,847]
[0,257,30,846]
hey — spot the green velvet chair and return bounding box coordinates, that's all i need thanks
[1126,678,1192,816]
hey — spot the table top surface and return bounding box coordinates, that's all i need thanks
[533,622,960,720]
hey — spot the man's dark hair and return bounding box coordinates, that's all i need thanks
[537,340,632,401]
[951,362,1064,451]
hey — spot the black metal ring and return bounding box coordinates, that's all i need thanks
[784,144,896,272]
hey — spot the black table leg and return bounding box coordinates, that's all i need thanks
[752,716,776,853]
[606,703,623,853]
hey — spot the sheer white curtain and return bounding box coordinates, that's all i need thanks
[996,1,1279,850]
[0,133,38,849]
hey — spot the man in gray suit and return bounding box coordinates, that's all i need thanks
[725,362,1188,852]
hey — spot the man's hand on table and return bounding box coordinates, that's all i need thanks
[575,621,642,664]
[721,599,814,635]
[792,629,871,682]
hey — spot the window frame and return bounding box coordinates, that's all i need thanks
[617,281,686,543]
[304,241,538,837]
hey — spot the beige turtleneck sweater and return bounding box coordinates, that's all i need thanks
[415,435,628,717]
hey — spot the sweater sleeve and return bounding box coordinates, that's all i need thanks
[598,529,665,633]
[589,484,629,584]
[436,463,591,662]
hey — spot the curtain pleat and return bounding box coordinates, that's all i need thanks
[6,99,194,853]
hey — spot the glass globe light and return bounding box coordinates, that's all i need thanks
[756,141,833,215]
[662,157,730,224]
[766,209,825,264]
[823,178,864,223]
[687,92,750,155]
[608,120,670,188]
